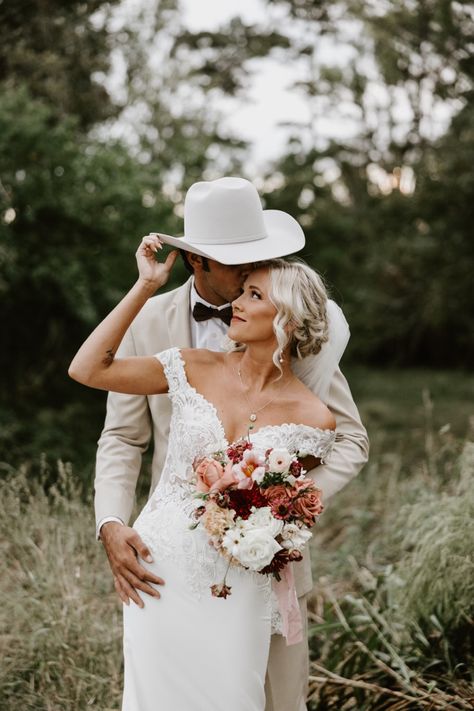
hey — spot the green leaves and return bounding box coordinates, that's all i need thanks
[0,83,182,414]
[0,0,121,128]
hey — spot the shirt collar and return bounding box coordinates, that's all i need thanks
[190,277,231,312]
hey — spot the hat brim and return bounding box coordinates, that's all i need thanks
[150,210,305,266]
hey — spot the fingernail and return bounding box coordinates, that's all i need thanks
[145,554,153,563]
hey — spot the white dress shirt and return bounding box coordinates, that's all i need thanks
[189,278,230,350]
[97,278,231,538]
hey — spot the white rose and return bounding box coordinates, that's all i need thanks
[233,529,282,571]
[244,506,284,538]
[280,523,313,551]
[267,448,292,474]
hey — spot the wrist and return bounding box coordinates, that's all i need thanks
[136,277,160,297]
[99,520,124,540]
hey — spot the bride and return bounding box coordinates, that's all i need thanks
[69,235,336,711]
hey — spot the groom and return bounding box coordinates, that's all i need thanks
[95,177,369,711]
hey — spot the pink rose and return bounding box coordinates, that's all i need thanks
[291,480,324,526]
[196,458,238,493]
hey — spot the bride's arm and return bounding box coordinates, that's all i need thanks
[68,236,178,394]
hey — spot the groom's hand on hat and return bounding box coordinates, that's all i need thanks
[100,522,165,608]
[136,235,179,291]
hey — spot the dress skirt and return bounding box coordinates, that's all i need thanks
[119,348,334,710]
[122,553,272,711]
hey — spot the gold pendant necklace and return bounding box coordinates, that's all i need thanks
[237,366,294,425]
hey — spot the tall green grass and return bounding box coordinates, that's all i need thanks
[0,459,122,711]
[307,411,474,709]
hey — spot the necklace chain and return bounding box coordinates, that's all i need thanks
[237,365,294,424]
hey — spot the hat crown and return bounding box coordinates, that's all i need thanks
[184,177,266,245]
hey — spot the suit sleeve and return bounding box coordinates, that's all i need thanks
[309,367,369,500]
[94,326,152,529]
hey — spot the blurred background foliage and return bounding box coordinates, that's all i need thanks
[0,1,473,707]
[0,0,472,464]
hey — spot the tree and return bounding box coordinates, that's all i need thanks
[199,0,474,366]
[0,1,253,470]
[0,0,122,128]
[0,84,185,468]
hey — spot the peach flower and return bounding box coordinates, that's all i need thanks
[195,458,238,493]
[263,485,294,520]
[232,449,266,490]
[202,500,236,538]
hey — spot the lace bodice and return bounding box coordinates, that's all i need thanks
[133,348,335,624]
[156,347,334,476]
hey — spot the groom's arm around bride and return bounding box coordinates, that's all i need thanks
[94,271,369,599]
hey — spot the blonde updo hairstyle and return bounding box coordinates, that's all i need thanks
[226,258,329,375]
[262,258,329,374]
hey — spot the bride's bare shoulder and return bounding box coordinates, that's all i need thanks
[294,382,336,431]
[180,348,224,371]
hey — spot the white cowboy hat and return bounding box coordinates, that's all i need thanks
[151,176,305,265]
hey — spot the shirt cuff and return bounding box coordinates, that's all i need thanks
[96,516,125,541]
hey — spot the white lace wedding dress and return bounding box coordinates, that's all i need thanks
[122,348,335,711]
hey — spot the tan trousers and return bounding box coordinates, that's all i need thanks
[264,595,309,711]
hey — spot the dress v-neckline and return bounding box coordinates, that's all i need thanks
[175,349,335,448]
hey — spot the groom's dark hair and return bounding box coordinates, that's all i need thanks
[180,250,210,274]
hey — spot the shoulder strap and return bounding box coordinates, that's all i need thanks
[154,347,188,397]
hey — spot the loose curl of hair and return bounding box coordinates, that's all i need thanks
[226,258,329,377]
[262,258,329,375]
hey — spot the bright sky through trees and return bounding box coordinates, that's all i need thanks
[107,0,457,174]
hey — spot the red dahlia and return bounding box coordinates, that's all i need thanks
[227,486,268,519]
[260,549,291,576]
[226,439,253,464]
[289,459,304,477]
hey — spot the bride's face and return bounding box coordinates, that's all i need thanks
[228,267,277,345]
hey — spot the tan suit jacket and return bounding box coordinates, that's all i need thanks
[95,278,369,597]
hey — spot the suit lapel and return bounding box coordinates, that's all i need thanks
[166,277,192,348]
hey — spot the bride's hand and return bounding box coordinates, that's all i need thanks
[136,234,179,290]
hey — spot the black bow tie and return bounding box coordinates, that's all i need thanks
[192,302,233,326]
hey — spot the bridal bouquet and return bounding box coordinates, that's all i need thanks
[191,438,323,599]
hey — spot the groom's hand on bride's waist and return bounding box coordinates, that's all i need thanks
[100,522,165,608]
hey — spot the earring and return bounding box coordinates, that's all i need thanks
[279,351,284,364]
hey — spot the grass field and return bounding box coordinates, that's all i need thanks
[307,367,474,709]
[1,368,473,710]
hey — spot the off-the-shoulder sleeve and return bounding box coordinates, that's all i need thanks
[289,426,336,463]
[265,424,337,464]
[154,347,188,398]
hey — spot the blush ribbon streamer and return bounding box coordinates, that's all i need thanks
[272,563,303,646]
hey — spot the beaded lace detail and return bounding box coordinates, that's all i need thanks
[133,347,335,633]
